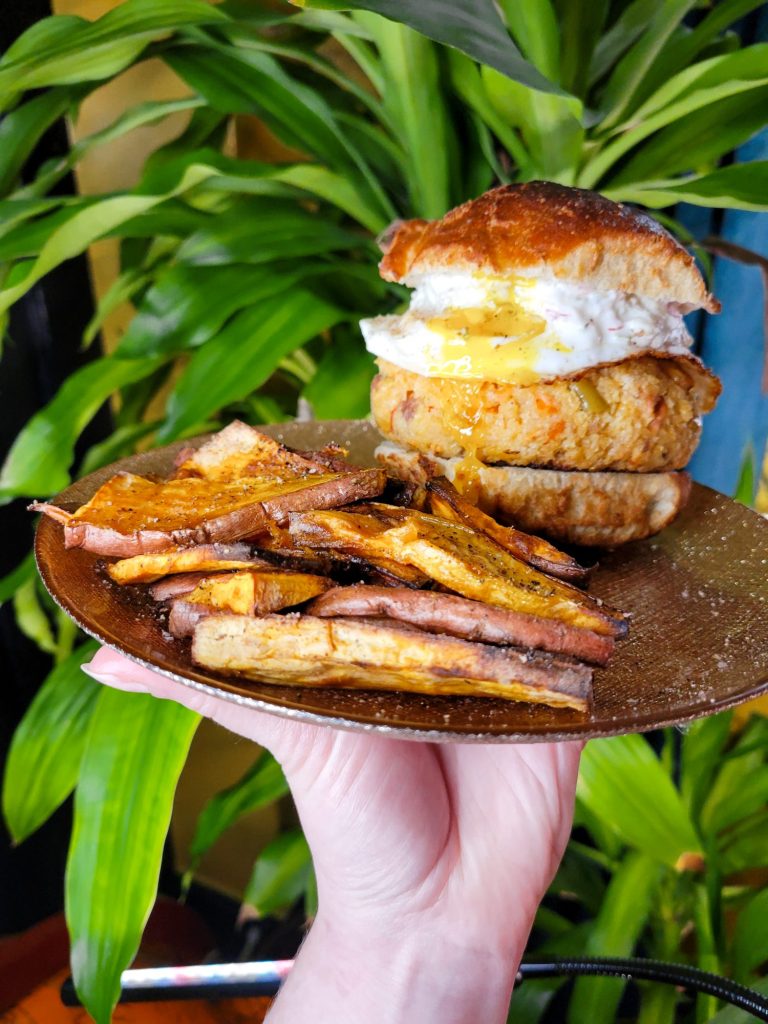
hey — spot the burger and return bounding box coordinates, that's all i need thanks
[362,182,721,547]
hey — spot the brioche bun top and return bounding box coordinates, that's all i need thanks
[379,182,719,313]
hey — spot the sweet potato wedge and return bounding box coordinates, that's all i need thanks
[192,613,592,710]
[31,465,385,557]
[307,586,613,665]
[289,508,625,637]
[107,543,268,584]
[173,421,335,481]
[168,569,331,637]
[426,478,590,583]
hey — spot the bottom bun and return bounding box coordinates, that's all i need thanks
[376,441,691,548]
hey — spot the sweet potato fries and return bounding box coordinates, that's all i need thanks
[33,422,630,711]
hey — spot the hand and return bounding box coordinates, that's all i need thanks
[84,648,581,1024]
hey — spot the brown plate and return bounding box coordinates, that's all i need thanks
[35,419,768,743]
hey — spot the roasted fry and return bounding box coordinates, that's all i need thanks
[307,586,613,665]
[425,477,590,583]
[32,466,385,557]
[108,543,267,584]
[168,569,331,637]
[192,613,592,710]
[289,508,625,636]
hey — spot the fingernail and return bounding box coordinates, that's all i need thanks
[81,662,145,692]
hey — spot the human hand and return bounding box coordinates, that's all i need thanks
[84,648,581,1024]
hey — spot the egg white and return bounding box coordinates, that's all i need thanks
[361,272,694,383]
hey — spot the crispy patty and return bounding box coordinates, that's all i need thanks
[371,355,720,472]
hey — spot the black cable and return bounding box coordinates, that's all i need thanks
[60,955,768,1019]
[518,957,768,1021]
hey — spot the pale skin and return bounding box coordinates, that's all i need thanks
[83,648,582,1024]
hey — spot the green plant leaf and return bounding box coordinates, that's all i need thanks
[356,13,452,217]
[681,712,733,824]
[608,162,768,213]
[66,687,199,1024]
[159,289,344,441]
[589,0,661,88]
[603,87,768,189]
[2,640,99,844]
[598,0,696,127]
[13,577,56,656]
[296,0,564,96]
[0,0,227,108]
[734,446,756,507]
[0,88,73,194]
[166,44,394,224]
[557,0,610,97]
[175,201,361,266]
[117,263,320,359]
[187,750,288,873]
[244,828,312,917]
[0,354,163,501]
[79,421,160,477]
[701,754,768,836]
[0,551,36,605]
[303,338,375,418]
[577,735,701,865]
[568,852,660,1024]
[82,267,151,350]
[0,162,220,315]
[731,888,768,981]
[497,0,559,82]
[272,164,388,233]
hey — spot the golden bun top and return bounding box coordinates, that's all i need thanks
[379,182,720,313]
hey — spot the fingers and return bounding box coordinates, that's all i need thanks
[81,647,324,772]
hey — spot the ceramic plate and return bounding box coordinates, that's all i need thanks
[35,419,768,742]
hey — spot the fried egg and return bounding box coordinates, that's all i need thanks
[360,272,694,384]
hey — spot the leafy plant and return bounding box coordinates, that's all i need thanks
[1,1,767,1021]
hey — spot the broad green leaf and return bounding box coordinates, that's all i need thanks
[0,88,73,194]
[609,162,768,213]
[447,51,530,172]
[734,446,756,507]
[303,338,375,419]
[24,96,206,200]
[117,263,320,358]
[79,421,160,477]
[175,202,361,266]
[0,163,219,315]
[708,978,768,1023]
[568,852,660,1024]
[0,551,36,605]
[159,290,344,441]
[13,578,56,656]
[603,87,768,188]
[550,845,607,916]
[589,0,660,87]
[66,688,199,1024]
[581,77,768,188]
[701,755,768,835]
[619,44,768,130]
[296,0,564,96]
[272,164,388,233]
[557,0,610,97]
[640,0,767,103]
[167,44,394,224]
[244,828,312,917]
[577,734,701,865]
[680,712,733,823]
[356,13,452,217]
[482,67,583,182]
[731,888,768,981]
[82,267,150,349]
[598,0,696,127]
[718,818,768,874]
[187,751,288,872]
[497,0,559,82]
[2,640,99,844]
[0,0,227,108]
[0,354,163,501]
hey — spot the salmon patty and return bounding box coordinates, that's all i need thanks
[371,355,720,473]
